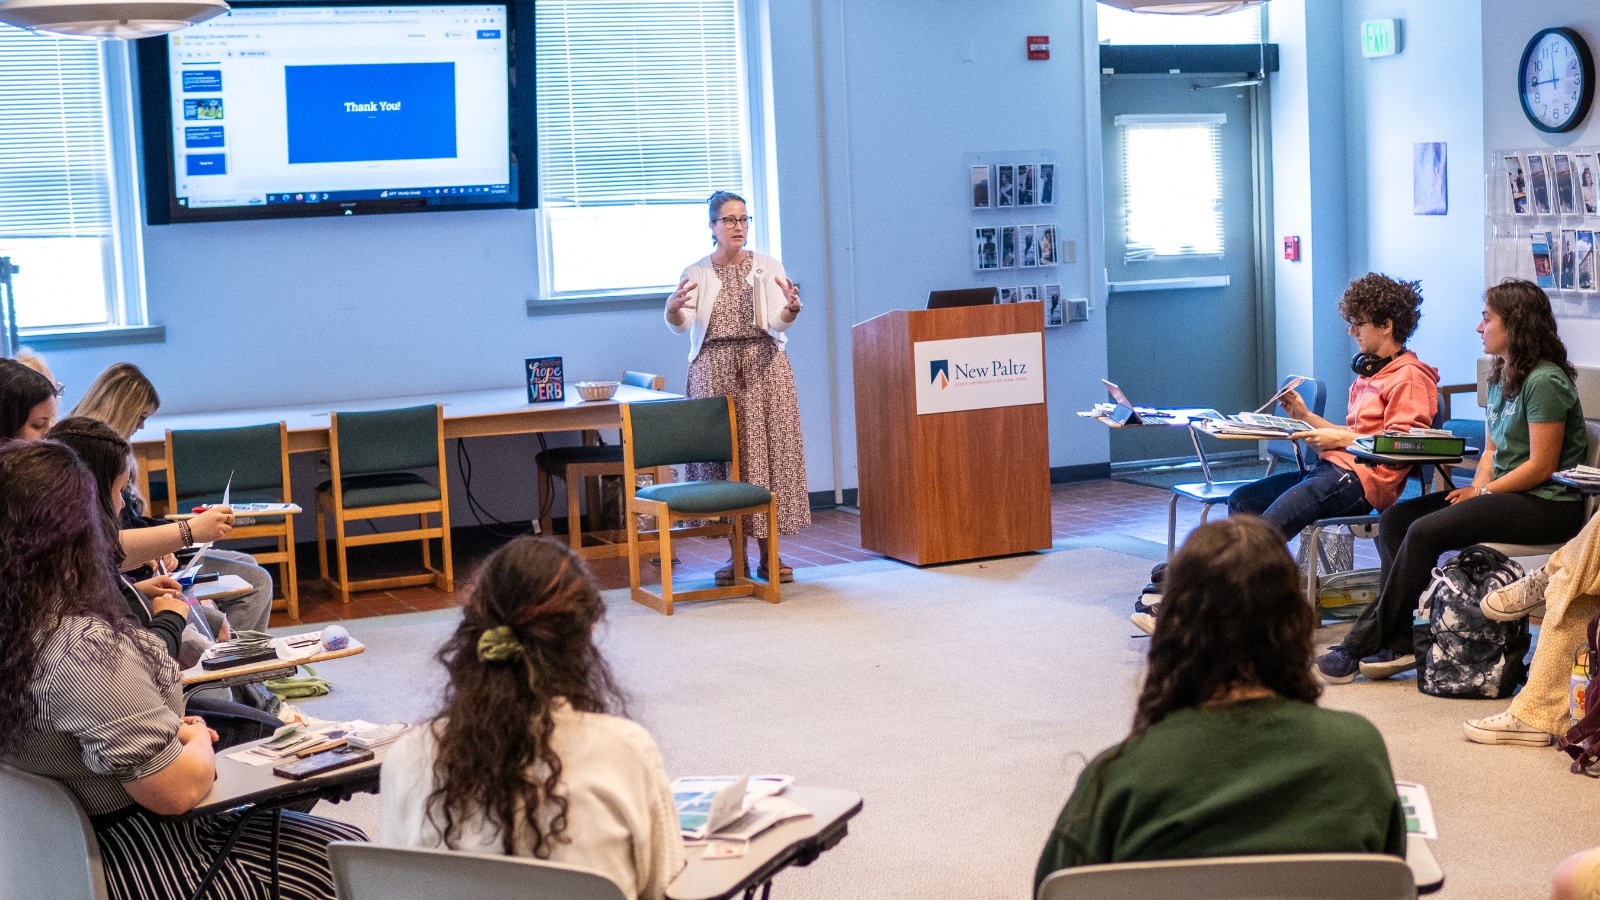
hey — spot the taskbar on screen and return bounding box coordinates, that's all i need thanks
[177,183,512,208]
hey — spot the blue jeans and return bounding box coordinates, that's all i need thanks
[1227,461,1373,541]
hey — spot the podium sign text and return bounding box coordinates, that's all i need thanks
[912,332,1045,415]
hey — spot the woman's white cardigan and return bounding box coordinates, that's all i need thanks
[665,251,793,361]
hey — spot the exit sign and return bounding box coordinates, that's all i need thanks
[1361,19,1397,57]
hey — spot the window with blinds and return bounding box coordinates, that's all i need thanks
[1119,117,1225,261]
[0,26,120,329]
[536,0,750,296]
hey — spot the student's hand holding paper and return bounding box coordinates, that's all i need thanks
[137,574,186,599]
[191,505,235,542]
[1292,427,1359,450]
[1278,390,1310,420]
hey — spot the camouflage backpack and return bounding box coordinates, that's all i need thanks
[1412,545,1531,699]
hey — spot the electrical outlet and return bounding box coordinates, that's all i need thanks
[1067,298,1089,322]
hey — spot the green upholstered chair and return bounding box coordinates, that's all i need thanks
[165,422,299,620]
[622,395,778,615]
[535,371,667,560]
[316,404,452,603]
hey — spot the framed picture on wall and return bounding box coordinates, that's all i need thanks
[1555,153,1579,214]
[975,227,999,270]
[971,165,991,208]
[1532,231,1555,288]
[1412,142,1447,216]
[1020,225,1037,267]
[997,165,1015,207]
[998,287,1019,303]
[1000,225,1017,268]
[1578,154,1599,215]
[1018,164,1036,205]
[1039,164,1055,206]
[1529,154,1554,215]
[1039,225,1058,266]
[1020,285,1039,302]
[1045,285,1065,327]
[1506,154,1529,215]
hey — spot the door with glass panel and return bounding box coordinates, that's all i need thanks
[1101,75,1264,464]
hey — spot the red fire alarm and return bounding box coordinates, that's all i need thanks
[1027,35,1049,60]
[1283,235,1301,261]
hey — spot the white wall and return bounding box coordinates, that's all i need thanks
[1344,0,1485,391]
[38,0,1109,536]
[1482,0,1600,366]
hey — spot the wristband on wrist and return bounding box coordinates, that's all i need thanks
[178,520,193,548]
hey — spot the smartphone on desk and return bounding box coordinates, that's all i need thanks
[273,746,374,780]
[200,646,280,670]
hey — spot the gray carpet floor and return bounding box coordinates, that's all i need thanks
[285,543,1600,899]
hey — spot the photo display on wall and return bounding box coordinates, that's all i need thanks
[968,155,1067,318]
[1489,147,1600,313]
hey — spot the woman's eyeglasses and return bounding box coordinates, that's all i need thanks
[716,216,753,228]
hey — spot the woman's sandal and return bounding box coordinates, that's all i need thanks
[714,561,745,586]
[756,563,794,584]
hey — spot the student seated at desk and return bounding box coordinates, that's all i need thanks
[0,440,366,900]
[1227,274,1439,540]
[0,355,59,439]
[48,417,284,748]
[1317,280,1589,684]
[381,538,684,900]
[74,361,276,636]
[1036,518,1405,890]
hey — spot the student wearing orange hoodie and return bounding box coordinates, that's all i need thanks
[1227,274,1439,541]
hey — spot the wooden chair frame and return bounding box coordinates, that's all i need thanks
[165,422,299,621]
[537,374,670,560]
[316,405,453,603]
[622,400,779,615]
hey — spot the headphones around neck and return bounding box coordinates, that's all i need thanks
[1350,352,1396,378]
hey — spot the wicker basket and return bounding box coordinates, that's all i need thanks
[575,381,619,401]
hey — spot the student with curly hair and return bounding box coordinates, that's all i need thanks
[1317,280,1589,683]
[380,537,683,899]
[1227,273,1439,540]
[1036,518,1404,888]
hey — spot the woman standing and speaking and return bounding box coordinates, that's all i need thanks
[665,191,809,584]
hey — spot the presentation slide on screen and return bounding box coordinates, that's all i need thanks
[166,5,509,209]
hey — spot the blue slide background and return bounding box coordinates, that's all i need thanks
[284,63,457,164]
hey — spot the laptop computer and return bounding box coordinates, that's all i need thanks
[927,288,998,310]
[1101,379,1172,426]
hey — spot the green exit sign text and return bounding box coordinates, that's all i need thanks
[1362,19,1398,57]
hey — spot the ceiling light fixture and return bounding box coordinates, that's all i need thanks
[0,0,227,38]
[1098,0,1266,15]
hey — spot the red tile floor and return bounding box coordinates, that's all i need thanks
[265,480,1234,626]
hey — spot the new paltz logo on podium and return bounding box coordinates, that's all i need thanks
[526,356,564,403]
[912,333,1044,415]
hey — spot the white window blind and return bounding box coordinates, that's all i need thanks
[1120,118,1225,261]
[0,26,116,328]
[536,0,745,208]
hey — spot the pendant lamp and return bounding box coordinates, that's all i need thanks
[0,0,227,37]
[1099,0,1265,14]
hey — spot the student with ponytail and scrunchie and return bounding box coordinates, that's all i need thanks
[380,538,684,899]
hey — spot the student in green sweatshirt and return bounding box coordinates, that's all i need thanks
[1036,517,1406,893]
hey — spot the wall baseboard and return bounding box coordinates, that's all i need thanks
[1051,462,1111,484]
[810,488,857,509]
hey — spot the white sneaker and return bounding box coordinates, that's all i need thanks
[1463,710,1553,746]
[1130,612,1156,636]
[1481,565,1550,622]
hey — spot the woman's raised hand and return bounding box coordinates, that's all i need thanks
[778,276,802,322]
[189,505,235,543]
[666,277,698,325]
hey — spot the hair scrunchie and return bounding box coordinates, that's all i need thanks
[477,625,524,663]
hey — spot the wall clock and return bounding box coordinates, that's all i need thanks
[1520,27,1595,134]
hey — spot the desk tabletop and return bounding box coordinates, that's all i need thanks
[1553,473,1600,495]
[131,384,679,448]
[185,731,387,820]
[668,786,862,900]
[181,634,365,686]
[1344,445,1464,466]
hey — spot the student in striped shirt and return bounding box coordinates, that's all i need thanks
[0,441,366,900]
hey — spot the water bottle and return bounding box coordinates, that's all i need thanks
[1573,643,1592,725]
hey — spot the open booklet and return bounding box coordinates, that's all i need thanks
[1196,412,1313,438]
[672,775,812,842]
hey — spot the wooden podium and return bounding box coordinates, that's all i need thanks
[851,302,1052,565]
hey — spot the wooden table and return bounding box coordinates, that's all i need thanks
[181,632,365,698]
[670,787,863,900]
[128,384,680,504]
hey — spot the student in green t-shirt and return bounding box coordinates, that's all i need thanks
[1035,518,1405,892]
[1316,280,1588,684]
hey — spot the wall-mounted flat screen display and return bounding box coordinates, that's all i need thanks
[139,2,534,223]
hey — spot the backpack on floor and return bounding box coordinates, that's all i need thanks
[1412,545,1530,699]
[1559,611,1600,776]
